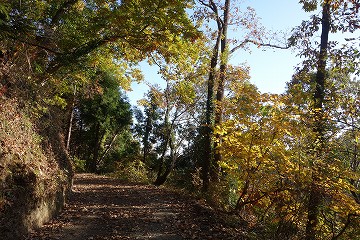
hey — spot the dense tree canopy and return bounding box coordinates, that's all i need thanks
[0,0,359,239]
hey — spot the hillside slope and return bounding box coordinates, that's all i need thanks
[0,97,73,239]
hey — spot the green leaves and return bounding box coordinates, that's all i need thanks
[299,0,318,12]
[0,3,10,24]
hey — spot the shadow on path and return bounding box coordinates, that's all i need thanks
[27,174,246,240]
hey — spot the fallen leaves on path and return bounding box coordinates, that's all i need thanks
[27,174,247,240]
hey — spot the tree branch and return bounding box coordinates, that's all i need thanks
[198,0,224,29]
[7,34,62,54]
[51,0,79,26]
[332,214,358,240]
[46,34,126,73]
[230,39,290,54]
[197,0,212,9]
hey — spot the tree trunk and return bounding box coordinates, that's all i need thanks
[89,123,102,173]
[202,33,220,192]
[201,0,225,192]
[143,104,155,163]
[305,3,330,240]
[154,86,172,185]
[96,132,119,168]
[154,133,177,186]
[213,0,230,182]
[65,86,76,152]
[155,135,170,184]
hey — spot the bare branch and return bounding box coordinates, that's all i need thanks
[229,39,290,55]
[197,0,224,30]
[197,0,212,8]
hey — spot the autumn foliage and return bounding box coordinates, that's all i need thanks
[0,0,359,239]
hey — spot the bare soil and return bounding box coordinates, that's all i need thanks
[27,174,247,240]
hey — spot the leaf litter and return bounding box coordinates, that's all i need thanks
[27,174,248,240]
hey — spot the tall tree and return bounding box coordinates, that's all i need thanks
[213,0,230,180]
[75,71,132,172]
[197,0,234,191]
[197,0,220,191]
[143,101,159,164]
[140,38,205,185]
[290,1,360,238]
[305,2,331,239]
[196,0,289,191]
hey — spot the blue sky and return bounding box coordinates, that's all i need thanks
[234,0,311,93]
[127,1,313,106]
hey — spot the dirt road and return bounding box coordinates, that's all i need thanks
[27,174,246,240]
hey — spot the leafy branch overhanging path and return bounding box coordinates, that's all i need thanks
[27,174,247,240]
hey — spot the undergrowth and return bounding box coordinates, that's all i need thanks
[110,159,150,183]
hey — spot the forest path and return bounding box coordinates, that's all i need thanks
[27,174,246,240]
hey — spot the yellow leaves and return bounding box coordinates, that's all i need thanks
[214,125,228,136]
[137,98,149,107]
[129,68,144,84]
[219,161,238,171]
[330,192,360,216]
[74,0,86,12]
[215,76,360,236]
[174,81,196,104]
[311,107,323,114]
